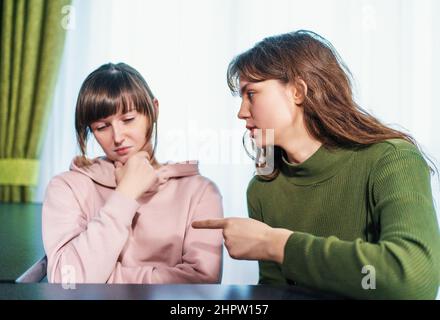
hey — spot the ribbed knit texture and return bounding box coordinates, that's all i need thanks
[247,139,440,299]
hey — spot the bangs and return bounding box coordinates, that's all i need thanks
[227,41,288,96]
[77,69,154,128]
[227,49,267,96]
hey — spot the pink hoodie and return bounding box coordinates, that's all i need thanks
[42,157,223,284]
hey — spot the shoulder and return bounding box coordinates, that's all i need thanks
[178,174,223,199]
[47,170,93,189]
[246,175,269,202]
[364,138,420,155]
[361,139,431,185]
[356,139,426,169]
[45,170,95,203]
[374,138,425,161]
[247,175,261,193]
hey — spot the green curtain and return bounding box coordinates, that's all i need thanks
[0,0,70,202]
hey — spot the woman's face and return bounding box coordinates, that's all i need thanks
[237,78,304,147]
[90,109,151,164]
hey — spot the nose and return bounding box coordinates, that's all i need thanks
[112,123,125,145]
[237,100,251,120]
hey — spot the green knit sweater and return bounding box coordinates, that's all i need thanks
[247,139,440,299]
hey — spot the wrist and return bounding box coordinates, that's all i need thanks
[116,184,140,200]
[266,228,294,264]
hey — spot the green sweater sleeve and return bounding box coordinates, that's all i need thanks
[281,147,440,299]
[247,188,288,285]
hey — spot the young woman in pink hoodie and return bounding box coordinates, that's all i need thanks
[42,63,223,284]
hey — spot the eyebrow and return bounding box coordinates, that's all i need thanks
[239,83,250,97]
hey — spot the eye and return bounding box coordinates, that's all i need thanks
[247,91,255,101]
[95,125,107,131]
[93,122,108,131]
[123,118,135,123]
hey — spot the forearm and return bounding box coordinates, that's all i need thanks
[281,232,439,299]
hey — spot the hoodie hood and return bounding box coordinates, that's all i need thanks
[69,156,200,192]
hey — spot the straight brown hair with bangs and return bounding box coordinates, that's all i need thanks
[74,63,158,167]
[227,30,437,180]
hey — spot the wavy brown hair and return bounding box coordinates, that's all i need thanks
[74,63,158,167]
[227,30,436,180]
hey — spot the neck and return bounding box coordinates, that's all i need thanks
[279,128,322,164]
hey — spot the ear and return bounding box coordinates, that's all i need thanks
[292,78,307,105]
[153,98,159,119]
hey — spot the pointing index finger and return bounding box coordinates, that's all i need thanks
[192,218,228,229]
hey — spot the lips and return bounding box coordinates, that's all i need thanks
[114,146,132,155]
[246,126,258,138]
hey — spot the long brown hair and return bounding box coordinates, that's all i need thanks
[227,30,436,180]
[74,62,158,167]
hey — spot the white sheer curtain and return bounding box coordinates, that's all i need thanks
[36,0,440,285]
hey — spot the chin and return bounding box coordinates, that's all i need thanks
[118,155,130,163]
[108,154,127,164]
[255,137,274,149]
[254,141,265,149]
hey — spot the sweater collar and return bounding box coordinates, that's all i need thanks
[280,145,355,185]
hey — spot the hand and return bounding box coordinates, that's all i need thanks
[192,217,293,263]
[114,151,159,200]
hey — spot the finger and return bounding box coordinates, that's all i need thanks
[115,161,123,168]
[192,219,228,229]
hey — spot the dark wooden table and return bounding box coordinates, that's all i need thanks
[0,283,339,300]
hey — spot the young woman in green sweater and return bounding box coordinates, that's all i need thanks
[193,30,439,299]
